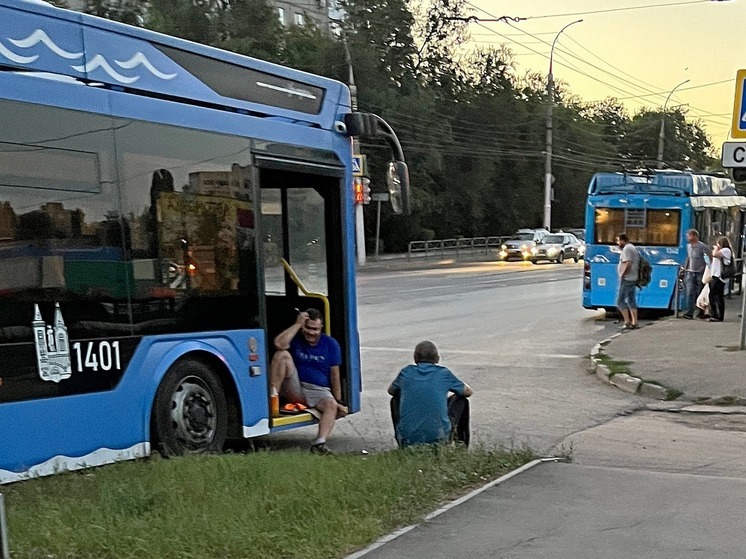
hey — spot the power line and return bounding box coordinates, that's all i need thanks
[467,0,717,21]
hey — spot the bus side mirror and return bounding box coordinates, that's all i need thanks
[387,161,411,215]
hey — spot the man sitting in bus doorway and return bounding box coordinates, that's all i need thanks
[681,228,711,319]
[270,308,348,454]
[616,233,640,330]
[388,341,473,447]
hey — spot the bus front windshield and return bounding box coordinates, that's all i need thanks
[594,208,681,246]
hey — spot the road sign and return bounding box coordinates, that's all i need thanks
[722,141,746,167]
[731,70,746,139]
[352,154,366,177]
[371,192,390,202]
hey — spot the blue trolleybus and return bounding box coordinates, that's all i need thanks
[0,0,409,483]
[582,170,746,311]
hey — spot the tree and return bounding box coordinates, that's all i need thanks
[83,0,146,26]
[621,108,714,170]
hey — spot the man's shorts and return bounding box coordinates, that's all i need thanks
[279,361,335,408]
[300,382,335,408]
[617,279,638,310]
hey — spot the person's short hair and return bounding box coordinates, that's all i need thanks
[305,308,323,324]
[414,341,439,364]
[617,233,628,242]
[687,228,700,239]
[717,236,732,249]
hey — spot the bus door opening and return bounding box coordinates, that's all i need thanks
[258,169,347,420]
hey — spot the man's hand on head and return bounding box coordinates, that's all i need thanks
[296,311,309,326]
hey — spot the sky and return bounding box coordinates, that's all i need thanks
[465,0,744,156]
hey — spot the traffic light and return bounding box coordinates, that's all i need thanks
[361,177,371,204]
[353,177,363,204]
[353,177,372,204]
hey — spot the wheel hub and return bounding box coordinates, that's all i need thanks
[170,377,216,450]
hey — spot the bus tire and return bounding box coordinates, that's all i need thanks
[556,252,564,264]
[152,359,228,457]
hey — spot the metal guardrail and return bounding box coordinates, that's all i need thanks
[407,236,509,260]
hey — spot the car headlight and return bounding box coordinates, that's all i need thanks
[501,244,507,250]
[499,250,507,258]
[520,244,527,250]
[531,247,538,255]
[547,247,558,256]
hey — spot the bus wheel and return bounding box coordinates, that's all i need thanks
[556,252,564,264]
[153,359,228,456]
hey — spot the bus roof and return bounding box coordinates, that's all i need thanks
[0,0,349,129]
[588,170,737,198]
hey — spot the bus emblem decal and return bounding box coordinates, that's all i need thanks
[1,29,178,84]
[32,303,72,383]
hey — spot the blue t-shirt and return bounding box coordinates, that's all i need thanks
[391,363,466,446]
[289,334,341,388]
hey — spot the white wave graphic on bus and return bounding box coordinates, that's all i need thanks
[0,28,178,83]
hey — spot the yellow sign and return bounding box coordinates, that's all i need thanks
[731,69,746,139]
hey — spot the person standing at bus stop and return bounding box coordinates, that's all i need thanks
[681,229,711,319]
[388,341,473,447]
[708,236,733,322]
[616,233,640,330]
[270,308,348,454]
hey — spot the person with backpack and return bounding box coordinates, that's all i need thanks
[616,233,640,330]
[708,236,733,322]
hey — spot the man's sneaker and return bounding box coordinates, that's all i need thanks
[310,442,333,455]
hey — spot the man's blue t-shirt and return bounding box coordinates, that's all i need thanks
[391,363,466,446]
[289,334,341,388]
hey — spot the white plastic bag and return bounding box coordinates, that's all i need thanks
[701,266,712,284]
[697,283,710,311]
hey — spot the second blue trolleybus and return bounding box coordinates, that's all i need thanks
[583,170,746,311]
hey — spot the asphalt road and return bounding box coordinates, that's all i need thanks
[275,260,638,454]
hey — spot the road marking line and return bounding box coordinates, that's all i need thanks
[361,347,581,359]
[343,458,560,559]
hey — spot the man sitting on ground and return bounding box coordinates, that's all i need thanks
[388,340,473,447]
[270,308,347,454]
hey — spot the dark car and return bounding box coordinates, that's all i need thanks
[499,229,550,261]
[529,233,583,264]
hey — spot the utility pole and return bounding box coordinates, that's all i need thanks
[544,19,582,232]
[656,79,690,169]
[341,33,366,266]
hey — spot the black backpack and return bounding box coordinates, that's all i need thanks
[636,256,652,288]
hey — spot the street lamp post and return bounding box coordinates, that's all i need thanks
[544,19,582,231]
[656,79,690,169]
[341,32,367,266]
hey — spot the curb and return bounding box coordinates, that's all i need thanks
[343,457,561,559]
[589,333,679,401]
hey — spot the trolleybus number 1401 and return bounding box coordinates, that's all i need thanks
[72,341,122,373]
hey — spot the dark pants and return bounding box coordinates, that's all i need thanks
[684,271,705,316]
[390,393,470,448]
[709,278,725,321]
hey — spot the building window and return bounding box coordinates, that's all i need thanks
[294,13,304,26]
[277,7,285,26]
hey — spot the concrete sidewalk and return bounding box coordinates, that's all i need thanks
[599,297,746,401]
[352,461,746,558]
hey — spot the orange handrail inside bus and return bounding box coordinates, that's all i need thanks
[280,258,330,334]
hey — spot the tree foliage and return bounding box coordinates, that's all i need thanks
[83,0,716,252]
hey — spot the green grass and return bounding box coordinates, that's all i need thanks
[595,353,633,377]
[3,446,534,559]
